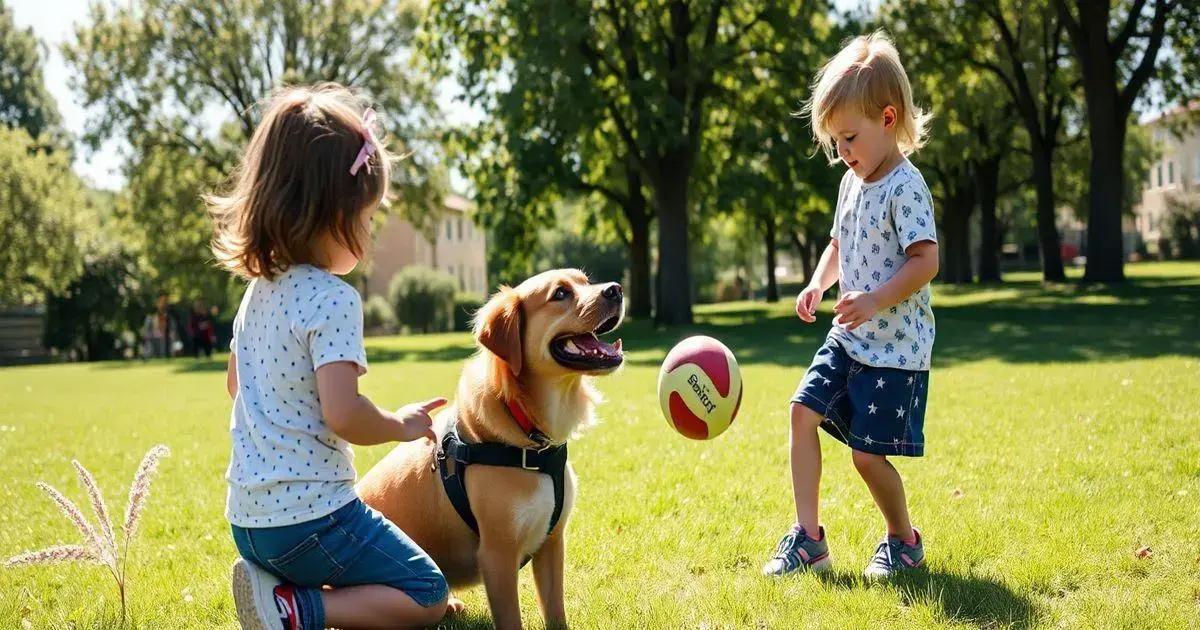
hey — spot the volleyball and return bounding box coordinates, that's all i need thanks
[657,336,743,440]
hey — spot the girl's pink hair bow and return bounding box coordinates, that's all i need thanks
[349,108,379,176]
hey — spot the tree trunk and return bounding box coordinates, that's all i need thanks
[1031,141,1067,282]
[976,156,1002,283]
[627,212,652,318]
[1082,100,1128,282]
[623,171,653,318]
[1062,0,1149,283]
[653,166,693,325]
[941,178,975,284]
[790,230,816,282]
[763,217,778,302]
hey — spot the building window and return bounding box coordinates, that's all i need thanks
[1156,164,1162,187]
[1168,161,1174,184]
[456,217,463,241]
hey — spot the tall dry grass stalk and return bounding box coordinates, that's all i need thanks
[4,444,171,624]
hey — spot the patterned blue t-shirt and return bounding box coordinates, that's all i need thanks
[828,159,938,371]
[225,265,367,528]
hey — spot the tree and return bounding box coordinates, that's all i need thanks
[429,0,829,324]
[1053,0,1198,281]
[447,107,655,316]
[0,1,62,142]
[0,4,87,306]
[890,8,1019,284]
[64,0,444,302]
[710,11,841,302]
[972,1,1076,282]
[899,0,1076,283]
[0,126,88,305]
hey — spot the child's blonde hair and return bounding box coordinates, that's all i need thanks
[206,83,393,280]
[804,31,931,162]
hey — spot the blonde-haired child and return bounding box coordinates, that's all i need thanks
[763,32,940,579]
[210,83,453,629]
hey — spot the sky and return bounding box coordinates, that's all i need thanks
[8,0,874,192]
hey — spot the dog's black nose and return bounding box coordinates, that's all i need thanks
[602,283,623,301]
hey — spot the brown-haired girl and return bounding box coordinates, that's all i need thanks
[210,83,453,629]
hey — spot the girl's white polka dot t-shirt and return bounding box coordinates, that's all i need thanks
[225,265,366,528]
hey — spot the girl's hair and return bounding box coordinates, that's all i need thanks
[802,30,931,162]
[206,83,393,280]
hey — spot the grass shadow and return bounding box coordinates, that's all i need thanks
[816,568,1039,628]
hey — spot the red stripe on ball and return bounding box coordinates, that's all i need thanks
[662,337,731,397]
[668,391,709,440]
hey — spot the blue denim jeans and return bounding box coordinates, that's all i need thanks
[231,498,447,629]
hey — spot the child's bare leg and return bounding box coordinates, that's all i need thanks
[851,450,914,541]
[322,584,447,629]
[789,402,824,535]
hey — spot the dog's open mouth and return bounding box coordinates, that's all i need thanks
[550,315,623,371]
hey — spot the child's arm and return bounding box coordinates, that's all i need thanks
[869,241,939,308]
[315,361,445,446]
[226,353,238,400]
[833,241,939,330]
[810,238,841,292]
[796,238,841,322]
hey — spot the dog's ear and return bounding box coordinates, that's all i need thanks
[475,287,523,376]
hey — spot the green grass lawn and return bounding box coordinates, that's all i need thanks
[2,261,1199,629]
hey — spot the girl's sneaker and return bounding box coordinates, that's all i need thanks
[863,528,925,579]
[231,558,298,630]
[762,525,831,576]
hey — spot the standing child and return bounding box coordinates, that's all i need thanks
[208,84,452,629]
[762,32,939,579]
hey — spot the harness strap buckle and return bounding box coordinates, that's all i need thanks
[521,444,550,471]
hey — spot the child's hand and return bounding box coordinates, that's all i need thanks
[394,397,447,443]
[833,291,879,330]
[795,285,823,323]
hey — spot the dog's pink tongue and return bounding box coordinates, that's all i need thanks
[572,334,619,357]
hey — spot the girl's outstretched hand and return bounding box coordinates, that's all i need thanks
[394,397,447,443]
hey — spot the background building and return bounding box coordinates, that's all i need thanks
[365,193,489,298]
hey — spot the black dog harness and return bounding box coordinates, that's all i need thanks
[437,399,568,538]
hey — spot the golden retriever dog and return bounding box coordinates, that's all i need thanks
[357,269,625,629]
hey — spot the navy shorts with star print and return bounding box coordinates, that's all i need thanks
[791,336,928,457]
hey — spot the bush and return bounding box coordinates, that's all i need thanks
[388,266,457,333]
[1164,192,1200,260]
[453,293,485,332]
[363,295,395,335]
[43,251,152,361]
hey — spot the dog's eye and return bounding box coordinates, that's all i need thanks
[551,286,571,301]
